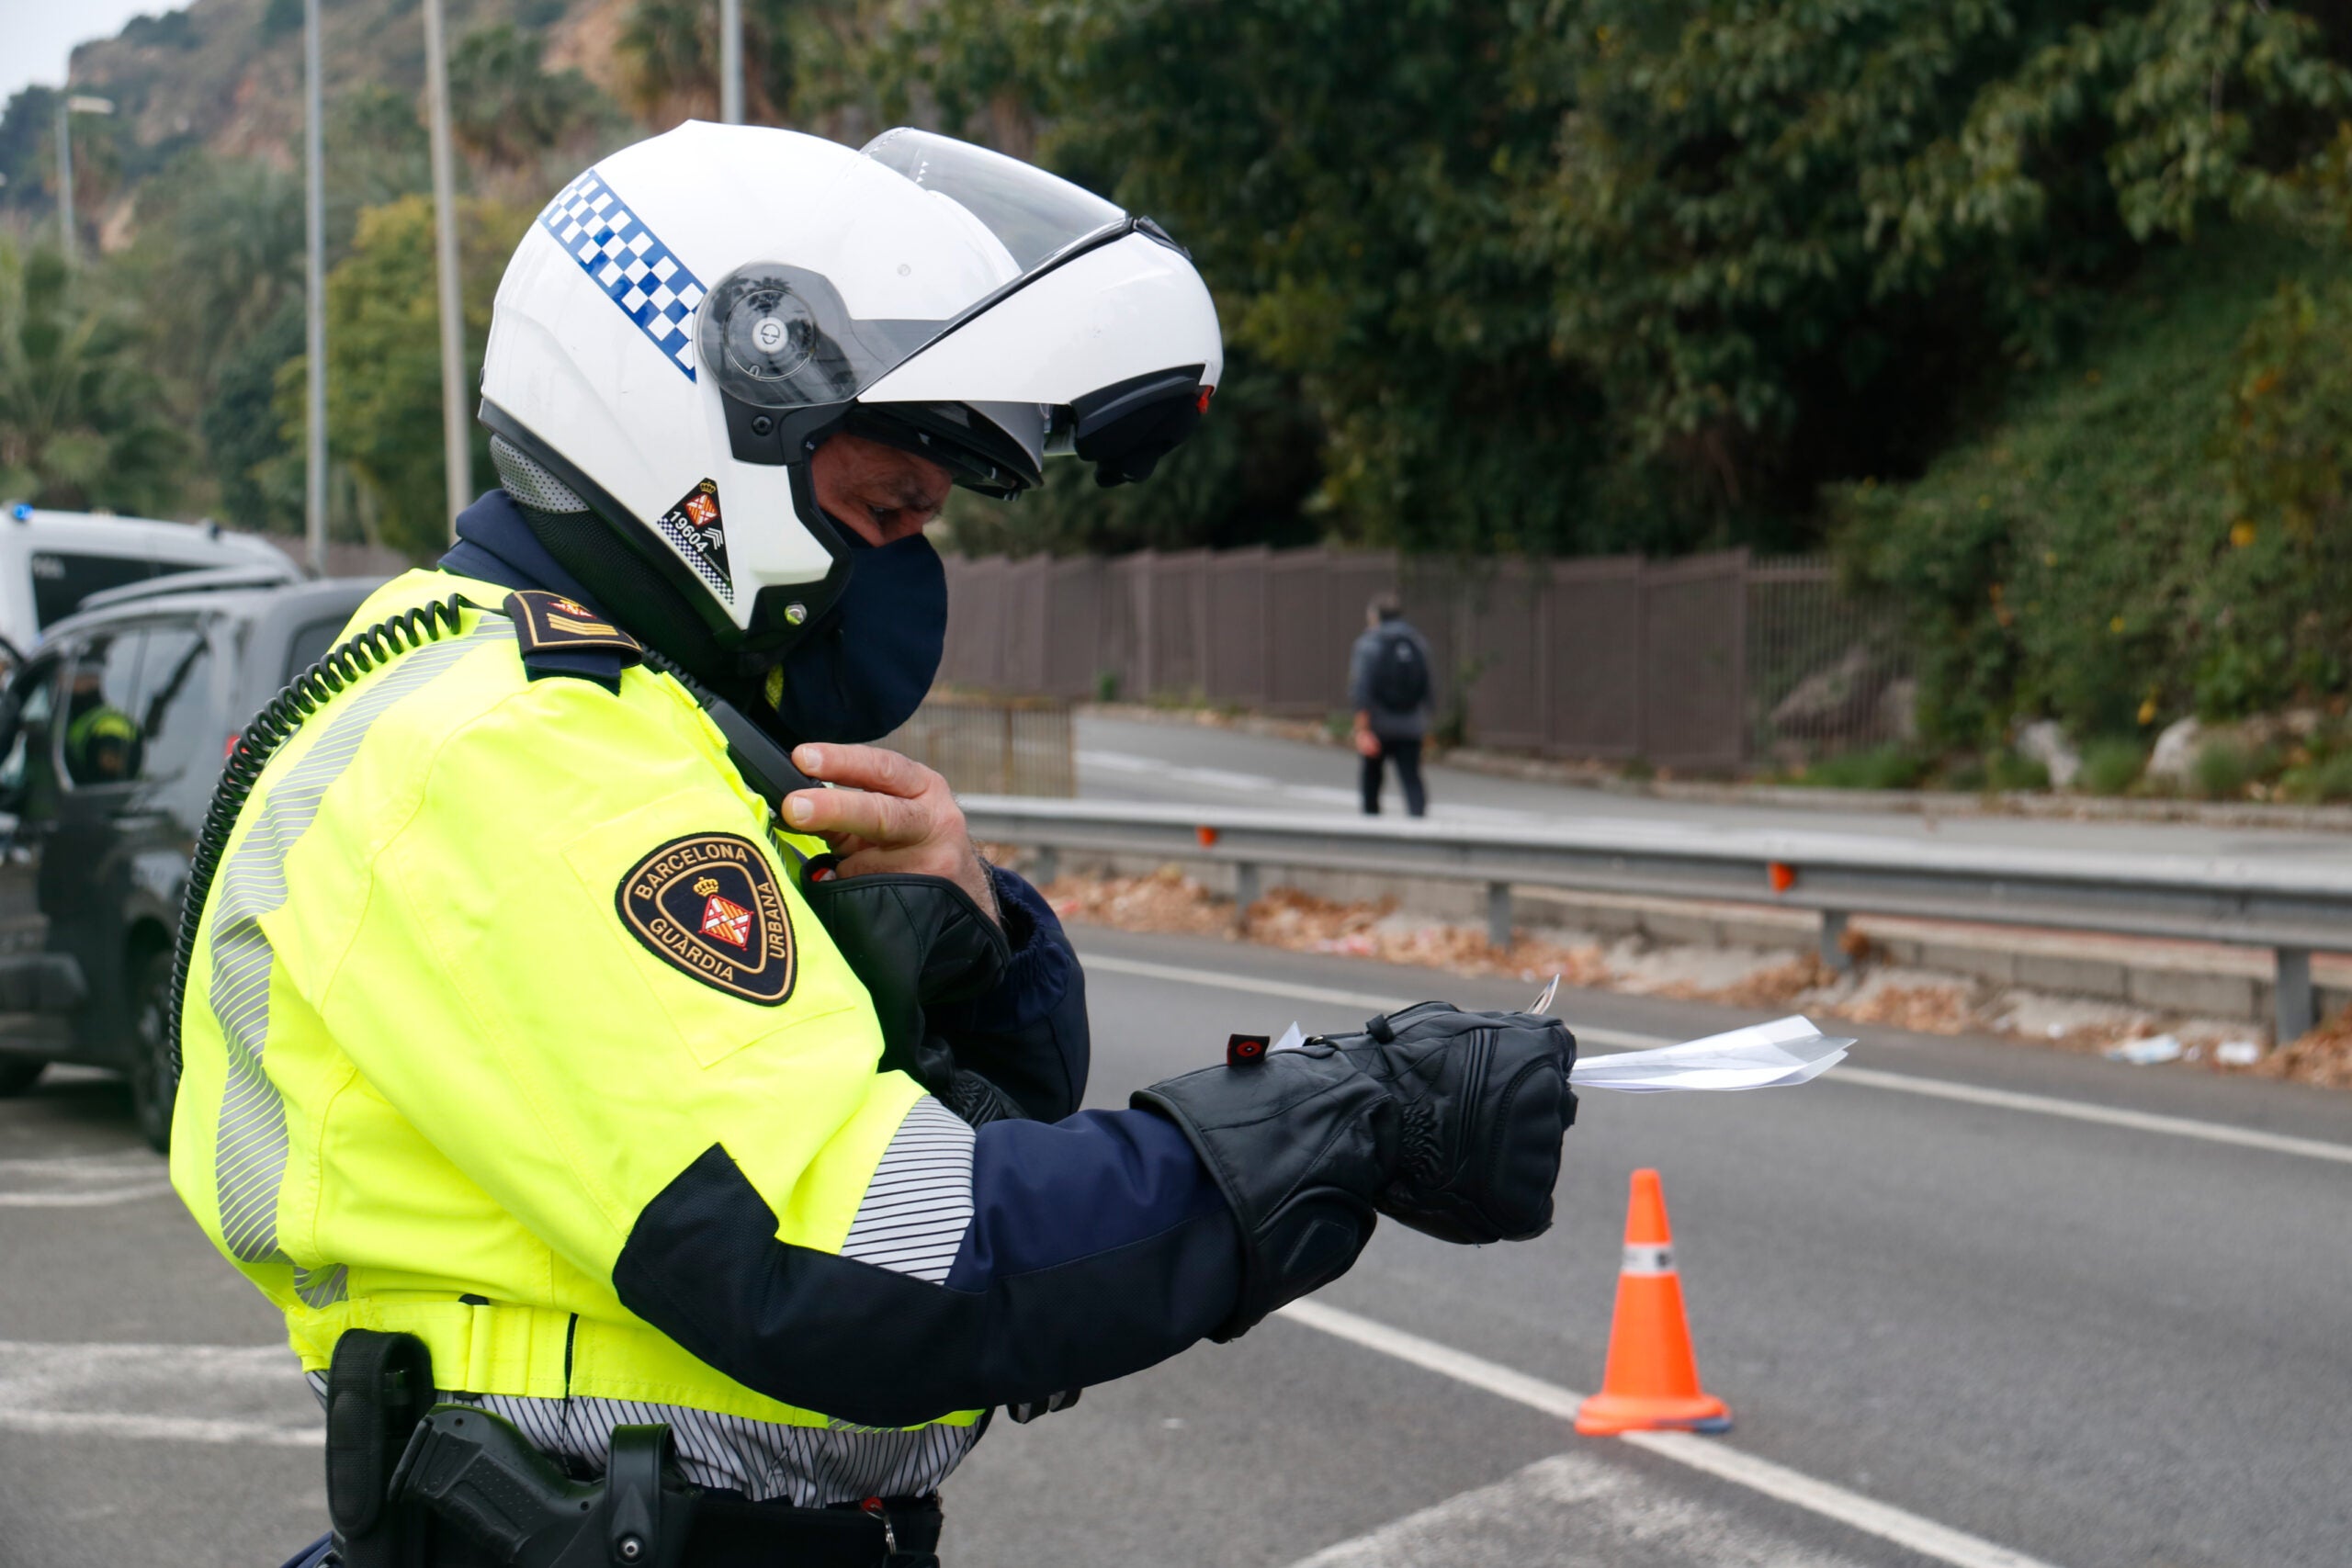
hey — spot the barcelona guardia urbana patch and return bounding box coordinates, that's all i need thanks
[617,834,797,1005]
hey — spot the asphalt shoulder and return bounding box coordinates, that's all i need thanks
[1069,924,2352,1150]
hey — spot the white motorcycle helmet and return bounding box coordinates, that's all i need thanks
[479,120,1223,667]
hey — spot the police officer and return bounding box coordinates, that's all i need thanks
[170,123,1578,1567]
[62,649,140,784]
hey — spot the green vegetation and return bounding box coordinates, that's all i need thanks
[0,243,188,513]
[3,0,2351,774]
[2191,738,2269,800]
[2279,748,2352,804]
[285,195,527,559]
[2076,739,2150,796]
[1839,233,2352,755]
[449,25,615,169]
[1792,746,1930,792]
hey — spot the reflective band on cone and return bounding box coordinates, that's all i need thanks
[1575,1168,1732,1437]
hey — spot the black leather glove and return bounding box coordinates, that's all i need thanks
[1135,1004,1577,1339]
[1133,1043,1399,1341]
[798,869,1031,1124]
[1321,1003,1577,1245]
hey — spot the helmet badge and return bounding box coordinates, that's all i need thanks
[654,478,732,604]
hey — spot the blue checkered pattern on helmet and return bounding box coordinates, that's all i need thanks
[539,170,706,380]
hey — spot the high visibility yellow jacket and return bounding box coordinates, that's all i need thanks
[169,566,1238,1498]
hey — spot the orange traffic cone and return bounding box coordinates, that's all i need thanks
[1575,1168,1732,1436]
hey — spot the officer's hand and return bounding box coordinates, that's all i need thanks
[783,744,1000,923]
[1327,1004,1577,1245]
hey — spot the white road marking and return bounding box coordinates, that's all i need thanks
[1285,1450,1867,1568]
[0,1180,177,1208]
[1079,953,1415,1016]
[1277,1300,2060,1568]
[0,1340,321,1448]
[1078,749,1540,824]
[1080,952,1668,1051]
[1824,1066,2352,1167]
[0,1409,322,1446]
[0,1149,176,1207]
[1079,952,2352,1165]
[0,1153,164,1173]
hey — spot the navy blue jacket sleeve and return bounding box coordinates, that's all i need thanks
[614,1105,1243,1429]
[925,863,1089,1121]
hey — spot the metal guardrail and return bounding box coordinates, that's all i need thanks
[959,796,2352,1043]
[882,697,1074,797]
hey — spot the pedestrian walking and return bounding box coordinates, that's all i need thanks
[1350,593,1433,816]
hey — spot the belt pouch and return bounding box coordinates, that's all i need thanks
[327,1330,437,1568]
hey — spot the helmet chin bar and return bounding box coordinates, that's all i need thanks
[722,398,859,469]
[846,402,1043,498]
[478,398,854,662]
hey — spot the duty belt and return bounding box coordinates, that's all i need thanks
[327,1331,943,1568]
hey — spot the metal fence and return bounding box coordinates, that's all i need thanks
[880,694,1075,797]
[963,795,2347,1043]
[1746,558,1911,765]
[938,547,1900,772]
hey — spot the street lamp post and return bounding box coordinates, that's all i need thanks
[420,0,471,539]
[54,95,115,265]
[304,0,327,575]
[720,0,744,123]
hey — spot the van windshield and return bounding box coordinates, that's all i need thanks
[30,553,195,630]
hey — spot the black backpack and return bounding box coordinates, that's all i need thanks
[1369,628,1430,710]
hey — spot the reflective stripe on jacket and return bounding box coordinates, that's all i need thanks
[170,563,1242,1481]
[169,569,963,1431]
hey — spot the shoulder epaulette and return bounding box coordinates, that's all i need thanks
[503,590,644,694]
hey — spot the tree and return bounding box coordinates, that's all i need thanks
[328,85,432,252]
[890,0,1591,556]
[0,242,190,514]
[204,298,305,532]
[280,196,526,558]
[119,153,304,402]
[449,25,613,169]
[0,88,59,221]
[617,0,872,127]
[1532,0,2352,521]
[882,0,2352,558]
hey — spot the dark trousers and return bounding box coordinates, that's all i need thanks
[1361,737,1427,817]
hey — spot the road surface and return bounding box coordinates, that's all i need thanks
[1078,712,2352,866]
[4,927,2348,1566]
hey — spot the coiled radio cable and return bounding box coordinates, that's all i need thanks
[165,594,473,1077]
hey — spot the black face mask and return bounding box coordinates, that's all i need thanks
[757,526,946,745]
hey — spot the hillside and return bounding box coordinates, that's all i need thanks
[0,0,636,240]
[4,0,2351,759]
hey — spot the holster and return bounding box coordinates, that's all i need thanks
[324,1332,941,1568]
[390,1404,697,1568]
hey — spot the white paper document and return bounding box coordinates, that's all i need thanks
[1265,1010,1850,1093]
[1566,1015,1851,1093]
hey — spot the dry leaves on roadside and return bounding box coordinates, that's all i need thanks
[2248,1011,2352,1089]
[1831,982,1982,1036]
[1044,864,1231,937]
[1032,867,2352,1091]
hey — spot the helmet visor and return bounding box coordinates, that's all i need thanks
[859,129,1127,272]
[697,129,1134,461]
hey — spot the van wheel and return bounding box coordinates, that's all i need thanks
[127,952,177,1154]
[0,1057,42,1097]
